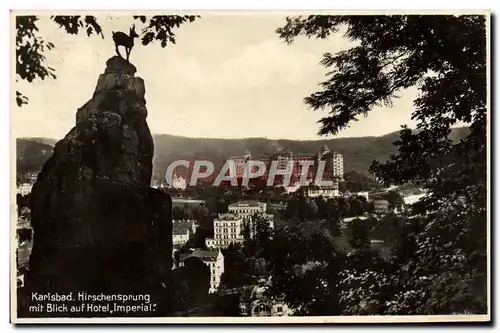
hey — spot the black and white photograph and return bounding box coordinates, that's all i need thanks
[11,11,490,323]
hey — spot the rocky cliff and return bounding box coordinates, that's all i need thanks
[20,56,173,317]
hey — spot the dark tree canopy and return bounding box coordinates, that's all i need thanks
[277,14,488,314]
[15,15,198,106]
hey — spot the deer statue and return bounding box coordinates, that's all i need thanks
[112,24,140,62]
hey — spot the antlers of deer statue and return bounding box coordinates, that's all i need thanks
[112,24,139,62]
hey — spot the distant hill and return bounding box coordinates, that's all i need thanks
[16,139,54,180]
[16,127,469,181]
[150,127,469,180]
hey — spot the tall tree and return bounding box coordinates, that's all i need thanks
[15,15,198,106]
[263,222,345,315]
[278,15,488,314]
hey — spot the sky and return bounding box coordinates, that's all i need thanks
[13,13,419,141]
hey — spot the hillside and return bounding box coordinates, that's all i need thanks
[16,127,469,181]
[16,139,54,179]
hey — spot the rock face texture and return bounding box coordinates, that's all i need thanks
[21,56,173,317]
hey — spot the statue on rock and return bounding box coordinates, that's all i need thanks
[18,55,176,317]
[112,24,139,62]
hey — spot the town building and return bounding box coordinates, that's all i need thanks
[172,220,197,246]
[171,198,205,208]
[228,149,252,179]
[302,182,340,198]
[179,249,224,294]
[238,283,293,317]
[228,200,274,238]
[205,213,245,249]
[226,146,344,185]
[17,183,33,196]
[373,200,389,215]
[171,173,187,190]
[331,152,344,180]
[228,200,267,222]
[353,191,370,200]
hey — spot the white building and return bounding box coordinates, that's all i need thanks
[403,193,426,205]
[229,200,267,222]
[304,183,340,198]
[172,220,197,246]
[238,283,294,317]
[172,230,190,246]
[179,249,225,294]
[332,152,344,180]
[205,213,245,249]
[171,174,187,190]
[354,191,370,200]
[228,201,274,238]
[17,183,33,196]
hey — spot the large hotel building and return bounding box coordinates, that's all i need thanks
[227,145,343,184]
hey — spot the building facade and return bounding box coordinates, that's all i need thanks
[205,213,245,249]
[228,200,274,238]
[304,183,340,198]
[179,249,225,294]
[172,220,197,246]
[17,183,33,196]
[226,146,344,185]
[238,284,293,317]
[373,200,389,215]
[228,200,267,222]
[227,149,252,179]
[331,152,344,180]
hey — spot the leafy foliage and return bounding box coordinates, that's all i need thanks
[15,15,198,106]
[16,16,55,106]
[277,14,488,314]
[133,15,198,48]
[52,16,104,37]
[341,170,381,193]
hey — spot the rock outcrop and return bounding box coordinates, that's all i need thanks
[20,56,173,317]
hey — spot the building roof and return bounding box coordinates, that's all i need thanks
[171,198,205,205]
[306,183,339,190]
[373,200,389,204]
[229,200,265,207]
[179,249,222,262]
[216,213,241,221]
[172,219,195,235]
[173,219,196,227]
[172,228,190,236]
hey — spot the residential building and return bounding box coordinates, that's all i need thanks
[172,220,197,246]
[179,249,224,294]
[205,213,245,249]
[17,183,33,196]
[228,200,267,222]
[373,200,389,215]
[403,193,426,205]
[331,152,344,180]
[228,200,274,238]
[353,191,370,200]
[238,283,294,317]
[228,149,252,179]
[226,146,344,185]
[171,173,187,190]
[171,198,205,208]
[303,182,340,198]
